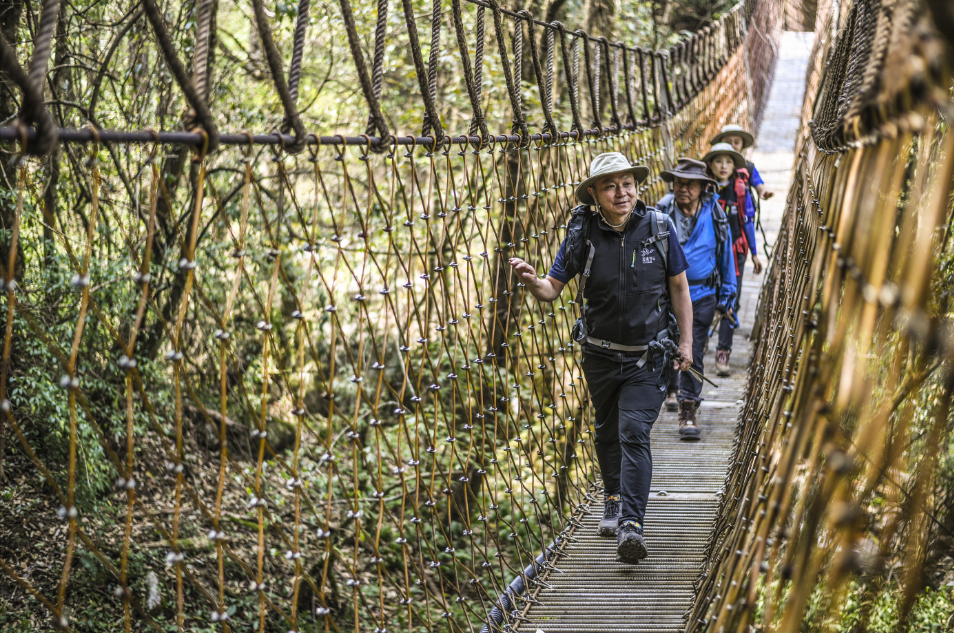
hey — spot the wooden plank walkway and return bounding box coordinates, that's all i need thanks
[518,31,814,633]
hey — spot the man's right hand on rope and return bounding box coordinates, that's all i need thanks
[509,258,565,302]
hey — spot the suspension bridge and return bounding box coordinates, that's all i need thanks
[0,1,952,632]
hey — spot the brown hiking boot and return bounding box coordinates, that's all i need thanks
[715,350,731,377]
[678,400,701,441]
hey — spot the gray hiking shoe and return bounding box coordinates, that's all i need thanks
[665,391,678,412]
[617,521,648,564]
[598,494,621,537]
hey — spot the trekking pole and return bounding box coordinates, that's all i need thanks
[708,309,723,339]
[677,356,720,389]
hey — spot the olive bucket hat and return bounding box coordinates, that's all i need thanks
[702,142,746,169]
[575,152,650,206]
[660,157,717,188]
[710,123,755,149]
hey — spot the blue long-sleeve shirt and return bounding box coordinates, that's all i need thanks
[744,164,765,256]
[656,193,737,304]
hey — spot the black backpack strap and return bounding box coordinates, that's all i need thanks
[640,210,670,272]
[575,240,596,305]
[650,210,669,271]
[709,201,729,295]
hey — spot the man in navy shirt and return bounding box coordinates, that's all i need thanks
[508,152,693,564]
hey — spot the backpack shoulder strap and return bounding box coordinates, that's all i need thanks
[648,210,669,271]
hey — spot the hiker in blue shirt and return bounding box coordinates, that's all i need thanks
[708,124,775,376]
[655,158,737,437]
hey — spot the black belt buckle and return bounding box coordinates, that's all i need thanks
[600,339,611,349]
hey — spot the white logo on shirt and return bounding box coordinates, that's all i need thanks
[641,247,655,264]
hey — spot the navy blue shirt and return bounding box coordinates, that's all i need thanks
[548,216,689,283]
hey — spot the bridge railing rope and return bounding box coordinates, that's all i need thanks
[689,1,954,631]
[0,1,782,632]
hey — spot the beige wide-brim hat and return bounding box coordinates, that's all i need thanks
[575,152,650,206]
[702,142,746,169]
[710,123,755,149]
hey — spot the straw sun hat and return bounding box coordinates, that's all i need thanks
[575,152,650,206]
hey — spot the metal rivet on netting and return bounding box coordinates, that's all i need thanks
[70,273,90,288]
[165,551,185,566]
[57,505,78,520]
[164,460,184,474]
[255,321,272,331]
[118,356,137,371]
[59,375,80,390]
[133,272,151,285]
[115,477,137,491]
[315,606,332,616]
[251,429,267,440]
[210,611,229,622]
[207,529,227,542]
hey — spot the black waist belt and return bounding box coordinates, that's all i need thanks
[584,337,653,367]
[585,337,649,352]
[688,278,711,286]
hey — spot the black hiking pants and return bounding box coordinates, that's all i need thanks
[582,346,667,527]
[667,294,717,402]
[717,266,744,352]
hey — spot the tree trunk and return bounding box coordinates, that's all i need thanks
[0,0,25,280]
[41,4,69,267]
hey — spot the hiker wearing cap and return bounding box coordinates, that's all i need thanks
[708,125,773,377]
[654,158,737,438]
[508,152,693,564]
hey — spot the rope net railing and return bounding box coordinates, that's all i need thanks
[690,0,954,631]
[744,0,786,133]
[0,1,782,632]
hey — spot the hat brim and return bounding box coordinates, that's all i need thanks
[575,165,651,205]
[710,129,755,149]
[660,170,717,188]
[701,148,746,169]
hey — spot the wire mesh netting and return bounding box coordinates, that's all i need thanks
[0,1,766,632]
